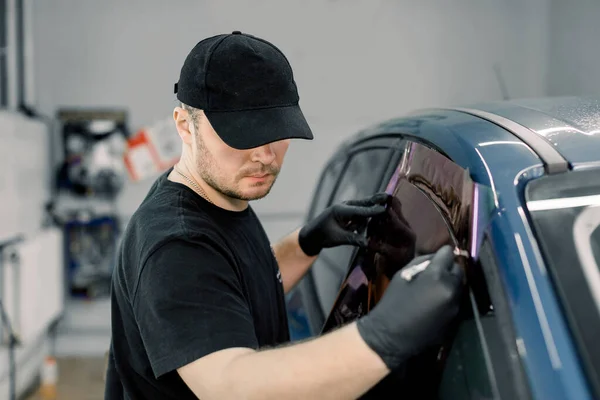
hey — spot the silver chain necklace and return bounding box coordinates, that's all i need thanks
[173,165,214,204]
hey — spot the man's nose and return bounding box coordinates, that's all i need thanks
[251,143,276,164]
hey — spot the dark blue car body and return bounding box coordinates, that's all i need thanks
[286,96,600,399]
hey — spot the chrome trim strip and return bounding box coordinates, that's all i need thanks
[515,232,562,369]
[446,107,570,174]
[528,194,600,211]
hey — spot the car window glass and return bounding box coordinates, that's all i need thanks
[330,148,391,203]
[438,259,496,399]
[310,158,345,218]
[525,168,600,395]
[312,148,391,317]
[438,317,495,399]
[321,148,392,271]
[321,141,477,330]
[322,179,455,332]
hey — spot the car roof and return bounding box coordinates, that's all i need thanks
[341,106,545,187]
[341,95,600,185]
[465,95,600,168]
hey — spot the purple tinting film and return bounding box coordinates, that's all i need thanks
[469,183,496,261]
[471,183,479,259]
[347,265,368,290]
[385,165,401,194]
[384,143,412,194]
[407,142,416,167]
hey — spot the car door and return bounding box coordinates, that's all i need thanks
[437,236,532,400]
[320,140,531,399]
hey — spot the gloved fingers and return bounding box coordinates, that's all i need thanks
[340,231,369,248]
[324,223,370,248]
[337,204,387,219]
[448,261,466,286]
[443,262,467,311]
[388,197,410,226]
[386,206,415,241]
[344,192,390,207]
[411,245,453,281]
[403,252,436,268]
[343,216,370,232]
[429,245,455,272]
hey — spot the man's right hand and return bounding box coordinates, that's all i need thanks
[356,245,465,371]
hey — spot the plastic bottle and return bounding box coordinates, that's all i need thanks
[38,356,58,399]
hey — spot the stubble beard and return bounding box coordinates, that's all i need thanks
[195,138,279,201]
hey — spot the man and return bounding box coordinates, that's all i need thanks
[105,31,464,399]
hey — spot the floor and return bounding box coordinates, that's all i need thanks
[17,296,111,400]
[25,357,106,400]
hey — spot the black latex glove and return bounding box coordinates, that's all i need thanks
[298,192,390,256]
[356,245,464,370]
[367,195,417,279]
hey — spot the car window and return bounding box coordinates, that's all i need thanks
[309,157,346,219]
[319,141,471,333]
[321,179,455,333]
[525,168,600,397]
[330,148,391,204]
[311,148,392,318]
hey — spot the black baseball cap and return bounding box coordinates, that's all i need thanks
[174,31,314,150]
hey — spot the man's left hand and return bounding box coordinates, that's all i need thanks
[298,192,390,256]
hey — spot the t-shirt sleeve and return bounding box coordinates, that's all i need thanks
[133,237,258,379]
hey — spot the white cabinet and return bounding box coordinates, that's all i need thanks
[0,227,64,399]
[1,228,64,345]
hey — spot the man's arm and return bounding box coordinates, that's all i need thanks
[178,322,387,400]
[177,246,465,400]
[272,228,316,293]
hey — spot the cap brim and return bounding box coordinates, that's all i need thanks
[204,104,314,150]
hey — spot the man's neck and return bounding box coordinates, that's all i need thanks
[168,164,248,212]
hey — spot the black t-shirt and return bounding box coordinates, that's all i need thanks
[104,169,290,399]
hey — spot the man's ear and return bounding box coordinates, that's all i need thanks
[173,107,193,145]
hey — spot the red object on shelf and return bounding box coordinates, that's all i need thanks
[123,118,181,181]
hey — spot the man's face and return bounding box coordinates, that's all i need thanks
[192,114,290,201]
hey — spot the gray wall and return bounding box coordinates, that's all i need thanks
[32,0,550,240]
[547,0,600,96]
